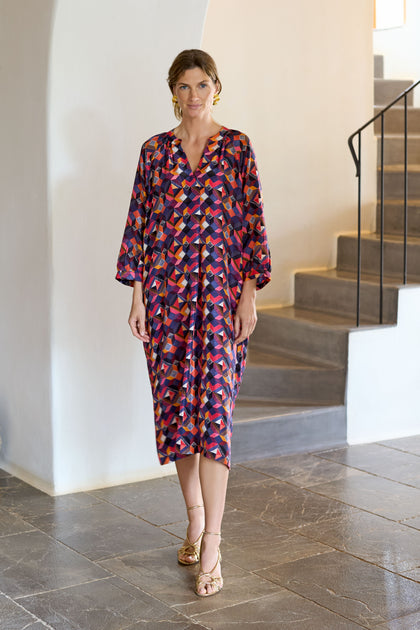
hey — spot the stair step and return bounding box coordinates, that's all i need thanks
[375,199,420,236]
[232,401,346,461]
[295,268,401,324]
[239,349,345,405]
[374,55,384,79]
[374,106,420,134]
[337,232,420,278]
[377,135,420,166]
[374,79,414,106]
[251,306,351,367]
[377,165,420,199]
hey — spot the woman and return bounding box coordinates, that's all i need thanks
[116,49,271,597]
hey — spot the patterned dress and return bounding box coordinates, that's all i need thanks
[116,127,271,468]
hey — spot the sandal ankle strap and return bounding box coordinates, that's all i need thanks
[187,504,204,511]
[204,530,221,536]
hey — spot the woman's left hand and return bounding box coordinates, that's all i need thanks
[234,279,257,345]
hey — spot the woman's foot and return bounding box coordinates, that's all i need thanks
[195,531,223,597]
[178,505,205,565]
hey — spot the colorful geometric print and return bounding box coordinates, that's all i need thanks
[116,127,271,468]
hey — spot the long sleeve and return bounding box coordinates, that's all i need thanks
[115,145,148,287]
[241,138,271,290]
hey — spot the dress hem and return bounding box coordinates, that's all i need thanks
[157,447,231,470]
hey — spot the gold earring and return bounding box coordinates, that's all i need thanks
[172,95,178,104]
[213,93,220,106]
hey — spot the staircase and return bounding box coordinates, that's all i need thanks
[232,55,420,461]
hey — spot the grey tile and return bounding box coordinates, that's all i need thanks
[299,506,420,572]
[100,545,279,615]
[0,529,108,598]
[206,507,331,571]
[0,507,34,537]
[194,590,366,629]
[401,515,420,530]
[228,464,269,487]
[0,476,26,489]
[224,532,329,572]
[310,469,420,520]
[226,477,356,530]
[376,611,420,629]
[89,477,186,526]
[257,550,420,628]
[398,567,420,582]
[220,507,293,546]
[19,575,191,629]
[244,452,357,487]
[128,623,206,629]
[316,443,420,488]
[0,477,100,518]
[27,501,178,561]
[378,435,420,456]
[0,593,48,629]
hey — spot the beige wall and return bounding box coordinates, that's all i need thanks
[203,0,376,305]
[374,0,420,106]
[0,0,55,490]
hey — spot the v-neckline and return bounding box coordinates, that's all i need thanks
[170,126,227,175]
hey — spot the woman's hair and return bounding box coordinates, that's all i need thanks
[167,49,222,120]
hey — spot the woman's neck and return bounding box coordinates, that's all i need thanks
[174,116,221,142]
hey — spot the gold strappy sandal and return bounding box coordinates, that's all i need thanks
[177,505,204,566]
[195,531,223,597]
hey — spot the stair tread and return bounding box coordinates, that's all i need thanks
[374,105,420,112]
[376,198,420,205]
[374,78,414,84]
[234,400,344,423]
[297,267,420,287]
[247,348,340,370]
[258,305,356,329]
[380,164,420,172]
[376,133,420,139]
[341,231,420,245]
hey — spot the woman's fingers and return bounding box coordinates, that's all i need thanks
[128,305,150,342]
[234,314,257,345]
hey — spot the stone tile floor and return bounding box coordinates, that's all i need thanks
[1,435,420,628]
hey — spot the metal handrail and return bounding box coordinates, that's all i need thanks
[348,79,420,326]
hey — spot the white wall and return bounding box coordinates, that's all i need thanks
[1,0,379,494]
[347,286,420,444]
[374,0,420,105]
[49,0,209,493]
[0,0,55,491]
[203,0,376,306]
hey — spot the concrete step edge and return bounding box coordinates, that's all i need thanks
[249,341,346,369]
[246,353,345,372]
[257,306,356,329]
[295,268,404,288]
[339,232,420,245]
[234,402,345,424]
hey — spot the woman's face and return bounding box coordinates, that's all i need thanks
[173,67,219,120]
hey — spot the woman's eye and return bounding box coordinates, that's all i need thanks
[199,83,207,88]
[179,85,188,90]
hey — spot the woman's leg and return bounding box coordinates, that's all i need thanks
[197,454,229,595]
[175,454,205,563]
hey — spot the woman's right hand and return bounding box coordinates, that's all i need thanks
[128,284,150,342]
